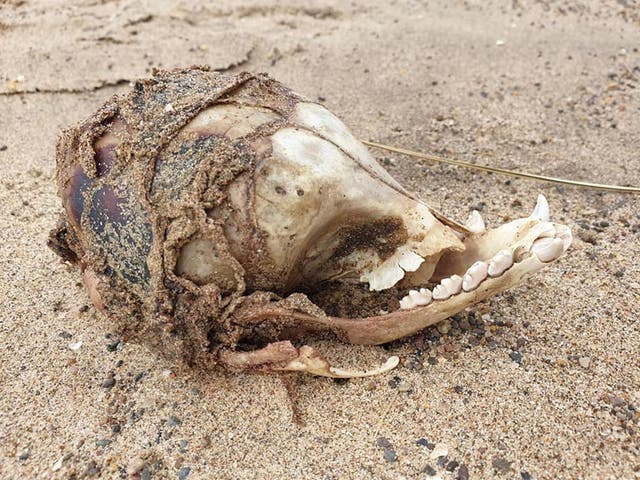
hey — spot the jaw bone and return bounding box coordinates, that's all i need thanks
[224,194,571,376]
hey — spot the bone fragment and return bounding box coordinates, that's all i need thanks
[280,345,399,378]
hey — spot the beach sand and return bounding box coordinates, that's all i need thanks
[1,1,639,478]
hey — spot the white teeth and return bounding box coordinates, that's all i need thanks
[530,237,564,262]
[463,261,488,292]
[410,289,432,306]
[399,296,414,310]
[488,249,513,277]
[465,210,486,233]
[433,274,463,300]
[397,251,425,272]
[399,288,432,310]
[530,194,550,222]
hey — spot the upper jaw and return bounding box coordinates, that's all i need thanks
[396,194,572,312]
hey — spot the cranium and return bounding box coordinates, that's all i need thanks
[49,67,572,378]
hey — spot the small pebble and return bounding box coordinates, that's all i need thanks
[446,460,459,472]
[397,381,412,392]
[424,465,437,475]
[578,356,591,369]
[18,451,29,461]
[68,341,83,351]
[0,145,7,151]
[127,457,145,475]
[178,466,191,479]
[101,378,116,389]
[388,375,402,388]
[509,351,523,364]
[416,438,435,449]
[492,457,513,473]
[376,437,392,449]
[457,464,470,480]
[521,471,532,480]
[436,455,448,467]
[437,320,451,335]
[85,461,100,476]
[383,448,397,462]
[95,439,111,448]
[166,416,182,428]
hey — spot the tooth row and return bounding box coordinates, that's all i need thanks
[399,249,517,310]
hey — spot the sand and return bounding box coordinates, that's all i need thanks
[1,1,639,478]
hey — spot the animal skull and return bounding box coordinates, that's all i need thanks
[49,67,572,378]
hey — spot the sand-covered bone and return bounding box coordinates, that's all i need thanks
[50,67,572,377]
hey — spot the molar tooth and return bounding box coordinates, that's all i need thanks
[462,261,488,292]
[465,210,486,233]
[530,237,564,262]
[530,194,550,222]
[488,249,513,277]
[399,295,415,310]
[408,288,432,306]
[433,274,463,300]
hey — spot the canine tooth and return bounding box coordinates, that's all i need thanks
[465,210,486,233]
[530,194,550,222]
[433,274,463,300]
[530,237,564,262]
[463,261,488,291]
[488,249,513,277]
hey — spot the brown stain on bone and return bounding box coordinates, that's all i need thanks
[331,216,407,261]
